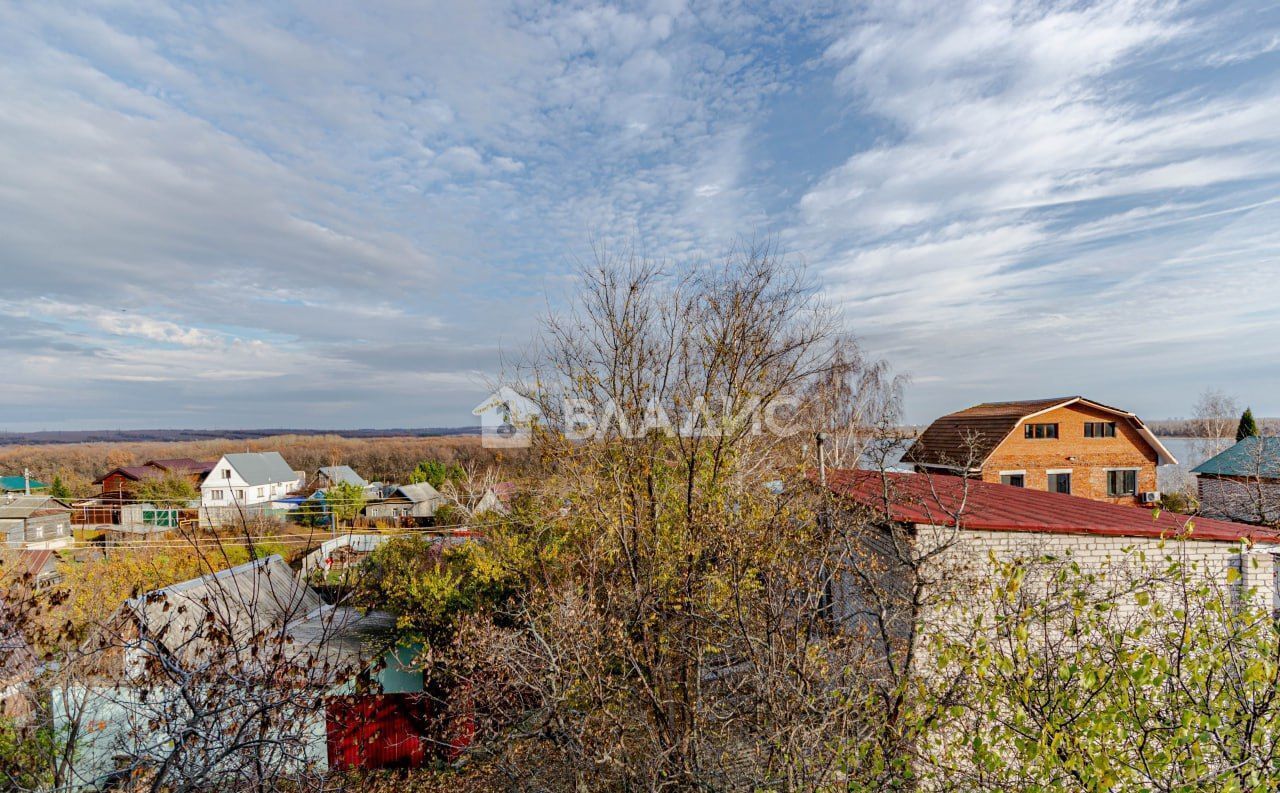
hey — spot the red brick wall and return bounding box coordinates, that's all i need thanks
[980,403,1158,505]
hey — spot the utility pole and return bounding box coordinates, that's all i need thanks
[815,432,833,624]
[23,467,31,495]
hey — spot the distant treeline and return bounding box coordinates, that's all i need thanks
[0,434,519,500]
[0,426,478,446]
[1147,417,1279,437]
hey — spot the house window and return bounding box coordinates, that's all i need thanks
[223,469,231,479]
[1000,473,1025,487]
[1024,423,1059,439]
[235,489,245,500]
[1107,469,1138,497]
[209,489,224,500]
[1085,421,1117,438]
[256,487,265,498]
[1048,472,1071,494]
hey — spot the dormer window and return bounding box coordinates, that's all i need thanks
[1024,423,1058,439]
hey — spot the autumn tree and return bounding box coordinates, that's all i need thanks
[135,473,199,508]
[447,241,933,790]
[325,480,367,532]
[409,459,465,489]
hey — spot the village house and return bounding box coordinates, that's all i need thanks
[0,495,73,549]
[906,396,1176,506]
[364,482,445,525]
[1192,436,1280,526]
[313,465,368,490]
[94,458,215,499]
[1,548,63,589]
[199,452,302,526]
[53,554,452,786]
[473,481,516,515]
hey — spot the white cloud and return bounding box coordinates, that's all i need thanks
[798,0,1280,419]
[1,0,1278,427]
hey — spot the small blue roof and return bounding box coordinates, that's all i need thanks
[0,476,46,491]
[1191,436,1280,479]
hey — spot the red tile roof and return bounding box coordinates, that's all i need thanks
[824,468,1280,544]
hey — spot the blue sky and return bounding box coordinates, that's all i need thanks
[2,0,1279,430]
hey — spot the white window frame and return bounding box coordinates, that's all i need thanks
[1046,469,1073,494]
[1105,467,1140,497]
[998,469,1027,487]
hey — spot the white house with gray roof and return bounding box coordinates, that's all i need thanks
[200,452,301,511]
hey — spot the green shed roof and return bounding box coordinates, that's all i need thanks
[0,475,47,492]
[1191,436,1280,479]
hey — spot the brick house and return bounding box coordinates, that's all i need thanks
[906,396,1176,505]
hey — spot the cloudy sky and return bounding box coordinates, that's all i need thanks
[2,0,1279,430]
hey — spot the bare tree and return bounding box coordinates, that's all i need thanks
[439,241,977,790]
[49,553,371,793]
[1192,387,1241,459]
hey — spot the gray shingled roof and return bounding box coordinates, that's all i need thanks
[224,452,297,486]
[318,465,367,487]
[0,496,71,520]
[1192,436,1280,479]
[393,482,444,504]
[124,555,393,673]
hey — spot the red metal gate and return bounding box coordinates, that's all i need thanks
[326,694,431,771]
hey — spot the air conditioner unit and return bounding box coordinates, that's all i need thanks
[1139,491,1159,504]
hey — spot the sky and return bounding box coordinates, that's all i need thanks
[2,0,1279,431]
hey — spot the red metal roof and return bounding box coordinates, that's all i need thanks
[16,550,53,580]
[145,458,216,474]
[92,465,162,484]
[824,468,1280,543]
